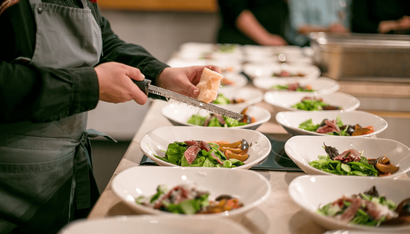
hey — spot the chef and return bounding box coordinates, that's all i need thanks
[0,0,221,233]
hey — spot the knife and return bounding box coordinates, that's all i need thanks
[132,79,244,120]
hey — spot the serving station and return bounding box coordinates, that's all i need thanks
[86,41,410,233]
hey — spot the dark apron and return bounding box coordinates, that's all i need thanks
[0,0,113,233]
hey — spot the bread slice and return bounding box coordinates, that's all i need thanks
[196,68,223,103]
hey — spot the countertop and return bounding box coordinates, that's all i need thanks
[87,98,333,234]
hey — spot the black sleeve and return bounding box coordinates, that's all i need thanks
[218,0,248,26]
[0,2,100,123]
[350,0,380,33]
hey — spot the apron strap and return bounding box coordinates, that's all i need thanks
[74,129,116,210]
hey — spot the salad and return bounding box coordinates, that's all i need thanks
[135,183,243,215]
[309,144,399,176]
[187,108,255,127]
[292,96,341,111]
[271,83,314,92]
[299,116,375,136]
[317,186,399,226]
[212,94,245,105]
[155,139,251,168]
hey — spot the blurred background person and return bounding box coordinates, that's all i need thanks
[217,0,289,46]
[350,0,410,34]
[287,0,350,46]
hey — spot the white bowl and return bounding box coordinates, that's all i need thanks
[214,87,263,112]
[284,136,410,178]
[161,103,271,130]
[276,110,388,137]
[140,126,272,169]
[111,167,271,219]
[289,175,410,232]
[263,91,360,112]
[219,73,248,92]
[58,215,251,234]
[243,63,320,82]
[253,77,340,95]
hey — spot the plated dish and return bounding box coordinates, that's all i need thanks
[275,111,388,137]
[242,63,320,82]
[58,215,251,234]
[140,126,271,169]
[162,103,270,130]
[253,77,340,95]
[111,167,271,218]
[264,91,360,112]
[284,136,410,179]
[289,175,410,232]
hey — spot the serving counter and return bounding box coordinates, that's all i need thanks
[88,98,330,234]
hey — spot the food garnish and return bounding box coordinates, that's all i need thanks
[317,186,410,226]
[292,96,340,111]
[309,144,399,176]
[298,116,375,136]
[154,139,251,168]
[135,183,243,215]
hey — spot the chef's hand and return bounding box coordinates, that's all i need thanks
[156,65,222,98]
[94,62,148,104]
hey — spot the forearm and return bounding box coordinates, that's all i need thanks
[0,62,99,123]
[235,10,272,45]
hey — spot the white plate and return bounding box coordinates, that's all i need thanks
[276,110,388,137]
[219,73,248,91]
[243,63,320,82]
[214,87,263,112]
[140,126,272,169]
[161,103,270,130]
[263,91,360,112]
[284,136,410,178]
[59,215,251,234]
[289,175,410,232]
[253,77,339,95]
[111,167,271,219]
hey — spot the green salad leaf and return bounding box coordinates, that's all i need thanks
[291,99,330,111]
[212,94,230,105]
[298,116,350,136]
[309,155,378,176]
[187,114,247,128]
[157,141,242,168]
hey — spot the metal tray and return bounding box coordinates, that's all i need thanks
[309,32,410,81]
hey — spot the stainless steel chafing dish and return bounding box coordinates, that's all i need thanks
[309,32,410,82]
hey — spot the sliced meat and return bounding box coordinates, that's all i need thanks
[334,149,361,163]
[316,119,340,134]
[184,146,201,165]
[184,140,199,147]
[203,114,213,126]
[302,96,323,102]
[214,113,225,125]
[341,197,362,222]
[199,141,211,152]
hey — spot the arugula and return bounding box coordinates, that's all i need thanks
[291,99,331,111]
[298,116,350,136]
[188,114,247,128]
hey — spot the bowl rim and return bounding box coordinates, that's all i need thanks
[288,175,410,232]
[111,166,272,219]
[284,135,410,178]
[275,110,389,138]
[263,91,361,112]
[215,87,264,107]
[161,104,271,129]
[139,126,273,170]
